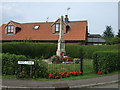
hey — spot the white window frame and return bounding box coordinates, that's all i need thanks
[55,24,59,32]
[7,25,14,33]
[33,25,40,30]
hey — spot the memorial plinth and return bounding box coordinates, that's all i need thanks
[56,16,65,57]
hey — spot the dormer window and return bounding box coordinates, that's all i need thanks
[33,25,40,30]
[55,24,60,33]
[66,25,70,33]
[7,25,14,34]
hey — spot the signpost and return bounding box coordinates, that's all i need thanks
[80,49,83,75]
[18,61,34,78]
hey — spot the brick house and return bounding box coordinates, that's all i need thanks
[0,15,88,44]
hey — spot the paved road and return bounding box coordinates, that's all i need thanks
[2,74,119,87]
[1,74,119,90]
[90,83,119,88]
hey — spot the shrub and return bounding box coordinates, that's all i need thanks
[2,53,27,75]
[2,53,48,78]
[32,59,48,78]
[93,51,120,74]
[16,71,29,79]
[104,37,120,45]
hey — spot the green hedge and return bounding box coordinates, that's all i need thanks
[2,42,118,59]
[1,53,48,78]
[2,43,57,58]
[66,44,118,58]
[2,53,27,75]
[93,51,120,74]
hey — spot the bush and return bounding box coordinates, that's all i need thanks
[32,59,48,78]
[93,51,120,74]
[16,71,29,79]
[104,37,120,45]
[2,53,48,78]
[2,53,27,75]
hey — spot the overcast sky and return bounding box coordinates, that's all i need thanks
[0,1,119,35]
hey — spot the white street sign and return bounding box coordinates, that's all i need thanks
[18,61,34,65]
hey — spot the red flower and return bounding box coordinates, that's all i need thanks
[59,73,64,76]
[76,72,83,75]
[65,74,70,77]
[55,76,60,79]
[80,72,83,74]
[49,73,54,78]
[73,72,77,76]
[69,72,73,74]
[97,72,102,74]
[54,72,58,74]
[63,72,67,74]
[49,71,83,79]
[62,56,71,59]
[57,61,60,63]
[49,73,53,76]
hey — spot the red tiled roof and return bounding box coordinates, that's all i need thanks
[0,20,88,41]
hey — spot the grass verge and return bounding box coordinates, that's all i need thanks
[2,71,119,81]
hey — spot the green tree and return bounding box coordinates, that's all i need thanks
[117,29,120,37]
[103,26,114,38]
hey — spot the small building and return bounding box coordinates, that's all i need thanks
[0,15,88,45]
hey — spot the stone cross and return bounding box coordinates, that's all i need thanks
[56,16,65,57]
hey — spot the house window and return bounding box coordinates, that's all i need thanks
[7,25,14,34]
[55,24,60,33]
[33,25,40,30]
[66,25,70,33]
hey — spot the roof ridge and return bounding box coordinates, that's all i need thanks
[10,20,20,24]
[21,22,54,24]
[70,20,87,22]
[20,20,87,24]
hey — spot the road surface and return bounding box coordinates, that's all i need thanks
[90,83,119,88]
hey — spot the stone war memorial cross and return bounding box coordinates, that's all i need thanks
[56,16,65,57]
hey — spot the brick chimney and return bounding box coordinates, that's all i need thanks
[65,15,69,24]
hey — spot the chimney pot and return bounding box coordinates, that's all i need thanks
[65,15,68,18]
[65,15,69,24]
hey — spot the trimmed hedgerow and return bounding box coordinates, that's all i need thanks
[66,45,80,58]
[66,44,118,59]
[1,53,48,78]
[2,42,118,59]
[93,51,120,74]
[2,43,57,58]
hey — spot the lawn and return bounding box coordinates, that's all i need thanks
[48,59,94,74]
